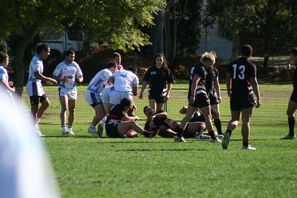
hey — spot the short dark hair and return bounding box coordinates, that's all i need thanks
[0,51,8,63]
[106,61,116,68]
[36,44,49,54]
[241,44,253,57]
[120,98,132,108]
[143,106,149,114]
[65,49,75,57]
[290,47,297,56]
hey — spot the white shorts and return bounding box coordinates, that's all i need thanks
[101,87,112,104]
[26,81,45,96]
[59,87,77,100]
[85,90,102,106]
[109,90,133,105]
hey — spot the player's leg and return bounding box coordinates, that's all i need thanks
[241,107,256,150]
[117,121,146,136]
[59,94,68,134]
[180,105,197,130]
[199,105,217,141]
[282,100,297,139]
[211,104,223,136]
[149,99,157,113]
[67,99,76,133]
[222,110,240,149]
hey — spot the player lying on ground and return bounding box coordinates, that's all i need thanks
[143,106,186,142]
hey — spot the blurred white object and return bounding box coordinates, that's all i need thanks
[0,88,60,198]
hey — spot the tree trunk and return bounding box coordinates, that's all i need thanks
[150,10,166,59]
[171,3,177,63]
[14,37,32,96]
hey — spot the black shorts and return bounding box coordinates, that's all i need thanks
[148,94,166,104]
[230,92,255,111]
[290,89,297,103]
[105,124,121,138]
[209,93,220,105]
[29,94,47,106]
[191,94,210,108]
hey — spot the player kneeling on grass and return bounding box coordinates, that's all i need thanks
[105,98,153,138]
[143,106,186,142]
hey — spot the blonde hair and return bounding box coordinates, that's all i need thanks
[200,52,216,66]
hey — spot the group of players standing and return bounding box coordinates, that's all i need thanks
[3,43,297,150]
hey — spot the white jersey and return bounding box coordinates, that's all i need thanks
[26,55,45,96]
[0,65,9,85]
[87,68,112,93]
[112,69,139,92]
[52,60,83,89]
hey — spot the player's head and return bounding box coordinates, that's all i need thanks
[143,106,154,116]
[0,51,9,66]
[179,106,188,114]
[241,44,253,57]
[36,44,50,60]
[290,47,297,56]
[120,98,133,111]
[113,52,121,65]
[107,61,117,73]
[200,52,216,67]
[153,53,167,69]
[65,49,75,63]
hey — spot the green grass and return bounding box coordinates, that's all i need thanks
[27,84,297,198]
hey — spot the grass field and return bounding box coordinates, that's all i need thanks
[26,84,297,198]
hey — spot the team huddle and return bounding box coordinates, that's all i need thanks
[2,43,297,150]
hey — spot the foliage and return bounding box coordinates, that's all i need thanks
[174,0,203,56]
[207,0,297,54]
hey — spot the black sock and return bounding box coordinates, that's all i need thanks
[288,117,295,136]
[208,130,216,139]
[225,129,232,137]
[174,127,184,137]
[214,118,222,135]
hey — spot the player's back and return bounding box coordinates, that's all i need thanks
[228,57,256,91]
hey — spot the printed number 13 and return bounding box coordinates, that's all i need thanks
[232,64,245,80]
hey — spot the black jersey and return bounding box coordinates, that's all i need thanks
[205,66,219,94]
[143,66,174,96]
[106,104,125,125]
[292,66,297,89]
[144,110,167,130]
[227,57,256,94]
[188,63,207,99]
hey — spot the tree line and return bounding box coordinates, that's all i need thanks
[0,0,296,94]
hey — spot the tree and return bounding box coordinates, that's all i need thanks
[0,0,165,95]
[148,0,203,63]
[208,0,297,66]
